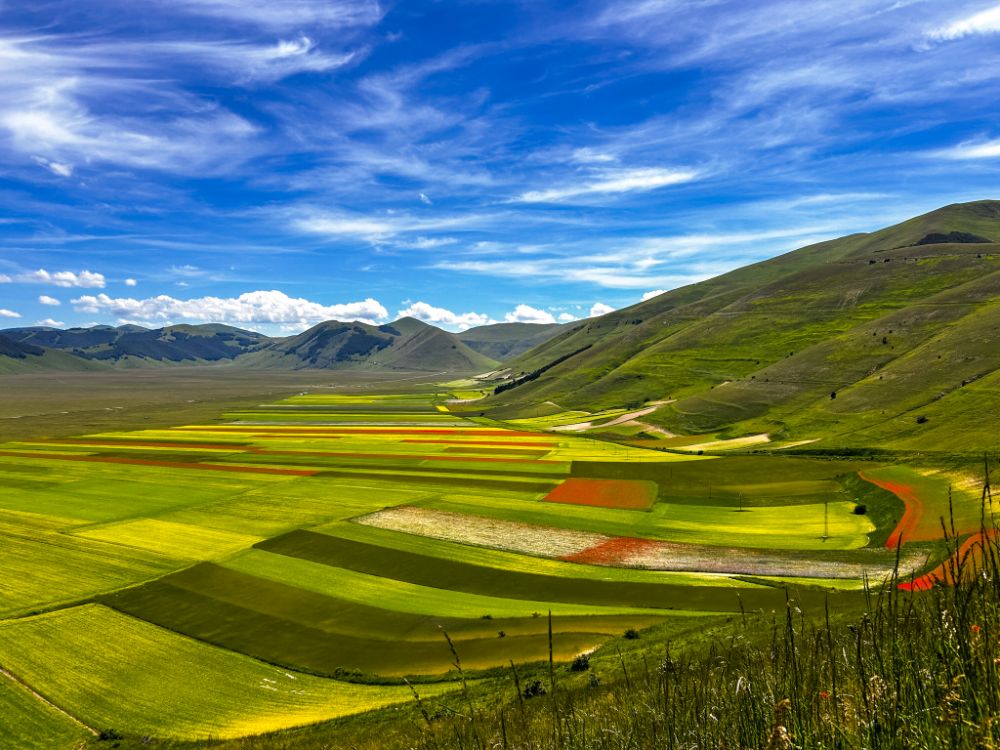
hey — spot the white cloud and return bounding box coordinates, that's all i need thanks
[642,289,667,301]
[558,312,577,322]
[163,0,383,30]
[396,301,493,330]
[5,269,105,288]
[36,318,64,327]
[71,290,388,330]
[0,275,10,283]
[572,147,617,163]
[419,192,432,205]
[124,278,138,287]
[38,295,61,306]
[32,156,73,177]
[398,236,458,249]
[0,308,21,318]
[292,208,492,239]
[514,167,698,203]
[504,304,556,325]
[927,4,1000,42]
[936,138,1000,160]
[589,302,615,317]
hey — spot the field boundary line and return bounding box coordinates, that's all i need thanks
[0,665,99,736]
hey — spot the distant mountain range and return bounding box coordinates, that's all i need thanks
[0,317,566,374]
[483,200,1000,451]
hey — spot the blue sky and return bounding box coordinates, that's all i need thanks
[1,0,999,333]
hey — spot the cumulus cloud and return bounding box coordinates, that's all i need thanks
[589,302,615,317]
[504,304,556,325]
[38,295,61,306]
[0,308,21,318]
[4,269,105,288]
[558,312,577,322]
[927,4,1000,42]
[641,289,667,301]
[71,290,388,330]
[124,278,138,287]
[396,301,493,330]
[37,318,64,327]
[514,167,698,203]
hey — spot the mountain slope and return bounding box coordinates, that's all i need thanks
[457,322,567,361]
[481,200,1000,450]
[242,317,498,372]
[1,324,270,367]
[0,334,109,374]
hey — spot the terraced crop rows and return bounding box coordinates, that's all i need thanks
[0,387,961,743]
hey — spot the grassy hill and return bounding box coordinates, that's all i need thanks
[457,322,567,361]
[0,334,109,374]
[242,317,498,372]
[480,200,1000,451]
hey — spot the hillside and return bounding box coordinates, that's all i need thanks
[1,324,269,367]
[480,200,1000,450]
[0,333,109,374]
[242,317,498,372]
[457,322,567,360]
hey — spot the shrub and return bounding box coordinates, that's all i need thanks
[522,679,546,699]
[624,629,640,640]
[570,654,591,672]
[853,504,868,515]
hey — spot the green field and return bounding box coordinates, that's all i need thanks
[0,384,979,744]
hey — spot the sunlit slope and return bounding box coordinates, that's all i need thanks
[486,201,1000,448]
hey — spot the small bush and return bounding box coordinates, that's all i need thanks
[497,630,506,639]
[522,680,546,699]
[624,629,640,640]
[853,504,867,515]
[98,729,124,741]
[916,415,928,424]
[570,654,591,672]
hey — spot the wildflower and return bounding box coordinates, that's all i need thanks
[819,690,831,700]
[971,624,982,634]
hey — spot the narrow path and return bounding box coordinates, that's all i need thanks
[0,666,98,736]
[858,471,922,549]
[552,405,662,432]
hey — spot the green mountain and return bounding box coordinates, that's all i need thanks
[457,322,567,360]
[1,324,270,367]
[0,333,109,374]
[481,200,1000,450]
[242,317,498,372]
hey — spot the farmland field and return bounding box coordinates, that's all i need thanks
[0,381,990,745]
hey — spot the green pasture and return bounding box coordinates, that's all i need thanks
[0,673,90,750]
[420,493,873,550]
[255,529,859,614]
[0,605,458,740]
[316,521,763,587]
[102,563,660,676]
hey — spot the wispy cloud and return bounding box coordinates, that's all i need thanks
[926,4,1000,42]
[513,167,698,203]
[935,137,1000,160]
[161,0,383,30]
[0,308,21,318]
